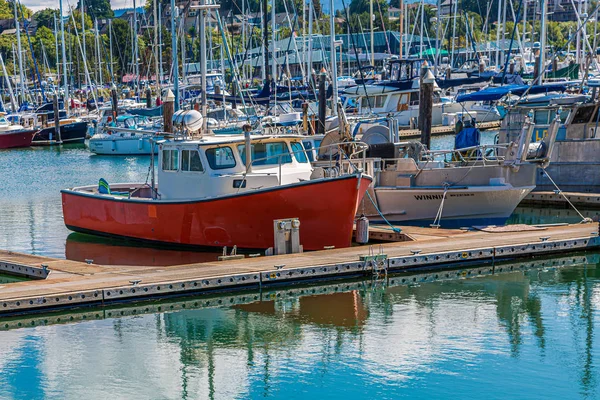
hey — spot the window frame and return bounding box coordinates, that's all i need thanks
[161,148,179,172]
[205,146,237,170]
[181,149,205,173]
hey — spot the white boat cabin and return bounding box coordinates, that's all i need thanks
[157,135,313,200]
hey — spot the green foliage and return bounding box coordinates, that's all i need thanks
[33,9,60,30]
[76,0,114,19]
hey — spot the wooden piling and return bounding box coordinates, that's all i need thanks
[418,64,434,150]
[52,94,62,143]
[318,72,326,135]
[163,89,175,133]
[111,86,119,119]
[146,87,152,108]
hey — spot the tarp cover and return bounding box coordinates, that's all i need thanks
[455,127,480,149]
[456,83,568,102]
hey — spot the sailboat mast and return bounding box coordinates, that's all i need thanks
[133,0,139,94]
[262,0,270,85]
[271,0,276,83]
[370,0,374,65]
[109,19,113,79]
[0,53,17,111]
[170,0,179,110]
[153,0,159,89]
[329,0,337,115]
[54,15,60,89]
[81,0,86,86]
[539,0,547,83]
[95,18,102,86]
[60,0,69,114]
[200,0,207,132]
[14,0,25,103]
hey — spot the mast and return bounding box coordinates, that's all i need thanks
[0,53,17,111]
[370,0,374,65]
[109,19,113,79]
[434,0,441,74]
[153,0,159,89]
[329,0,338,114]
[200,0,207,132]
[58,0,69,114]
[133,0,139,95]
[54,15,60,90]
[419,0,424,58]
[496,0,501,68]
[81,0,86,86]
[159,6,163,86]
[14,0,24,103]
[262,0,270,85]
[95,18,102,86]
[451,0,457,67]
[538,0,547,83]
[271,0,276,83]
[170,0,179,110]
[307,1,313,85]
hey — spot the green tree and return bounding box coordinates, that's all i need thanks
[76,0,114,19]
[33,8,60,30]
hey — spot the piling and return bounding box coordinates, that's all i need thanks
[318,71,326,135]
[111,85,118,119]
[52,94,62,143]
[145,86,152,108]
[163,89,175,133]
[418,64,434,149]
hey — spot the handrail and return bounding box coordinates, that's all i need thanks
[242,141,369,186]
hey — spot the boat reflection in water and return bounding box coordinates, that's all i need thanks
[65,233,222,266]
[0,254,598,399]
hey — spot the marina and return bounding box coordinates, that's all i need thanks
[2,0,600,396]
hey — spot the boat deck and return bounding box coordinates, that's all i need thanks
[0,223,598,316]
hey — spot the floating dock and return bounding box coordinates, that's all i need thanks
[0,223,598,317]
[523,191,600,209]
[397,120,501,139]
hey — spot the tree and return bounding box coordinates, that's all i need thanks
[76,0,114,19]
[33,8,60,30]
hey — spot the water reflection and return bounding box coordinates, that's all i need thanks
[0,255,598,399]
[65,233,221,266]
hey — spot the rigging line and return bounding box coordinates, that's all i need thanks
[541,168,590,223]
[340,0,373,114]
[508,2,600,110]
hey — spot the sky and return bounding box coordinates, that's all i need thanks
[20,0,145,13]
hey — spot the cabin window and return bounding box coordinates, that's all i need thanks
[182,149,204,172]
[238,141,292,166]
[162,149,179,171]
[291,142,308,163]
[205,147,236,169]
[572,106,595,124]
[302,140,315,161]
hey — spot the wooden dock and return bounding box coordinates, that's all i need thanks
[0,223,598,316]
[397,120,501,139]
[523,191,600,209]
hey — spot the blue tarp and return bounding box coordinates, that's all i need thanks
[456,83,568,102]
[455,127,480,149]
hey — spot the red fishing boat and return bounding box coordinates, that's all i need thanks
[62,134,371,250]
[0,116,36,149]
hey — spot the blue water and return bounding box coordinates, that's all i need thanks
[1,138,600,399]
[0,261,598,399]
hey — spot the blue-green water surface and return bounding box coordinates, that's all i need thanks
[0,261,598,399]
[1,138,600,399]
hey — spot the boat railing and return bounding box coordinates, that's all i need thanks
[246,141,369,185]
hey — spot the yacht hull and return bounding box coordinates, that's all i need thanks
[0,129,36,149]
[88,135,159,155]
[62,174,372,250]
[365,185,534,228]
[33,121,88,144]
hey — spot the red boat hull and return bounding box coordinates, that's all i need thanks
[0,130,36,149]
[62,175,372,250]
